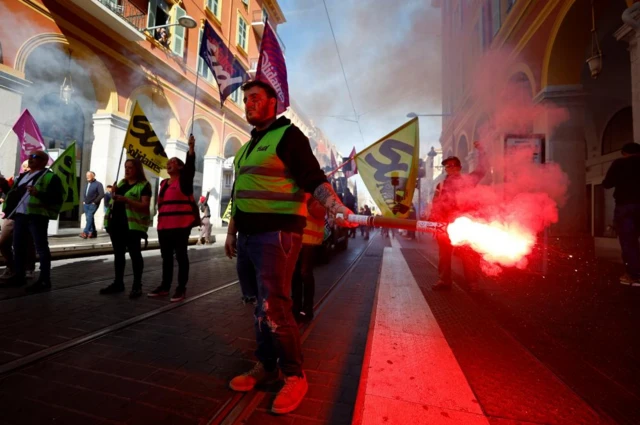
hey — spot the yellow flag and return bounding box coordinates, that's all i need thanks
[49,142,78,213]
[123,101,169,178]
[355,118,419,218]
[221,201,232,224]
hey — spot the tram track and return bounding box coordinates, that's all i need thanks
[0,247,221,300]
[209,233,378,425]
[0,233,377,424]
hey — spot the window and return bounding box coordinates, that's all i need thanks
[242,0,249,7]
[230,87,241,104]
[237,15,248,51]
[491,0,501,36]
[197,28,214,82]
[262,6,269,22]
[224,172,233,188]
[602,107,633,155]
[171,6,187,57]
[480,4,489,50]
[206,0,220,18]
[507,0,516,11]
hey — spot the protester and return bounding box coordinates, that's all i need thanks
[225,80,357,414]
[343,187,357,238]
[198,193,212,245]
[291,194,325,322]
[103,185,113,214]
[602,142,640,286]
[2,151,63,292]
[148,135,198,302]
[0,161,37,282]
[101,158,151,298]
[362,204,371,240]
[80,171,105,239]
[428,141,486,292]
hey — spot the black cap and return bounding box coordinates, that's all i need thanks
[441,156,461,167]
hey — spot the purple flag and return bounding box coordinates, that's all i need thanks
[12,110,51,165]
[199,21,249,106]
[344,147,358,178]
[256,20,289,114]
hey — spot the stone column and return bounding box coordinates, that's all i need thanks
[616,22,640,142]
[533,85,592,265]
[165,139,188,161]
[89,112,128,230]
[202,155,224,228]
[0,67,29,177]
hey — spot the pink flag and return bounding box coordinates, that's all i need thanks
[13,110,50,165]
[344,147,358,178]
[256,19,289,115]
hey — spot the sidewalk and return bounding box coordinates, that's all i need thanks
[0,227,228,265]
[393,234,640,425]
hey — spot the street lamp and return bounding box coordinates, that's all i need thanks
[144,15,198,32]
[406,112,452,118]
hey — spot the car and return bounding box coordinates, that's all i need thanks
[316,215,349,264]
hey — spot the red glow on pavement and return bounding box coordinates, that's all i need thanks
[447,217,535,268]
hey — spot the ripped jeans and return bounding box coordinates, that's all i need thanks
[236,231,303,377]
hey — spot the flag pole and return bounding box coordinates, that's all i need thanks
[189,72,200,136]
[0,128,13,153]
[114,147,126,185]
[327,155,357,178]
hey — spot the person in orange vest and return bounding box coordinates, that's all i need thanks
[291,194,326,322]
[148,134,199,302]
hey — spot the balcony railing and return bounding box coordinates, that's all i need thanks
[97,0,147,30]
[251,10,286,53]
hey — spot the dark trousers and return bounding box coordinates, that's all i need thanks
[13,214,50,281]
[83,204,98,234]
[0,218,35,272]
[236,231,303,377]
[436,233,478,285]
[158,228,190,288]
[614,203,640,278]
[109,229,144,287]
[291,244,316,313]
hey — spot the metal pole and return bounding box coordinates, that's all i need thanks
[189,72,200,136]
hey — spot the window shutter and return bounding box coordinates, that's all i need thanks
[147,0,158,28]
[171,6,186,57]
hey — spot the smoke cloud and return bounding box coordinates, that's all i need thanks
[446,51,570,274]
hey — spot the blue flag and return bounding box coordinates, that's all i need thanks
[199,21,249,106]
[256,19,289,114]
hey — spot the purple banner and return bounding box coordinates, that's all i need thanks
[256,20,289,114]
[199,21,249,106]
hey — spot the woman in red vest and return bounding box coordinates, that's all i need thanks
[148,134,199,302]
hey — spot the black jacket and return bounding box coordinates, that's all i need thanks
[603,155,640,205]
[233,117,327,235]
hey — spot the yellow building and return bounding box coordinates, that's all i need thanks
[0,0,286,230]
[439,0,639,258]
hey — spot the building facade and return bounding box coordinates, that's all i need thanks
[0,0,286,230]
[439,0,639,258]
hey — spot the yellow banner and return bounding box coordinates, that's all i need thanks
[355,118,419,218]
[123,101,169,178]
[50,142,78,213]
[221,201,232,224]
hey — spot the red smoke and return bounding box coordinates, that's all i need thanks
[446,52,570,274]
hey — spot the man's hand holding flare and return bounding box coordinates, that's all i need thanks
[313,183,359,228]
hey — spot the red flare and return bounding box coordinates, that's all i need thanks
[447,217,535,268]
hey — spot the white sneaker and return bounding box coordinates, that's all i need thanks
[271,372,308,414]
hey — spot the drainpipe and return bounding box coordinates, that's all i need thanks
[622,1,640,30]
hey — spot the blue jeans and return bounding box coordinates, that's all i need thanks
[83,204,98,234]
[237,231,303,376]
[13,213,50,281]
[614,203,640,278]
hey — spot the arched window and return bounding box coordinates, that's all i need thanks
[457,135,469,172]
[602,107,633,155]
